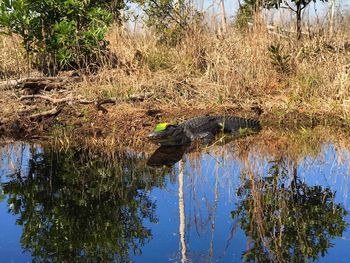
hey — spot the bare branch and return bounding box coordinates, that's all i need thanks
[20,95,67,104]
[0,76,81,92]
[283,1,296,12]
[29,105,66,120]
[18,91,152,119]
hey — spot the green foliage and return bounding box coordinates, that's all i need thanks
[234,0,255,31]
[146,49,172,71]
[134,0,202,45]
[0,188,4,202]
[297,72,321,99]
[264,0,328,39]
[268,44,291,74]
[0,0,123,74]
[265,0,327,10]
[238,127,255,135]
[232,158,348,262]
[135,0,182,45]
[3,147,169,262]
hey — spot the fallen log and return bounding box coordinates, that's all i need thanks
[19,94,73,104]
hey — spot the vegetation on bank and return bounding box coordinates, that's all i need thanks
[0,0,349,146]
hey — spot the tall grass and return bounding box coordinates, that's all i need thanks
[0,34,28,79]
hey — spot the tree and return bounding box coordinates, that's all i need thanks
[234,0,256,31]
[266,0,328,40]
[0,0,124,75]
[134,0,202,45]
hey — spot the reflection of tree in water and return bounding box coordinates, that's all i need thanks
[2,147,169,262]
[232,158,348,263]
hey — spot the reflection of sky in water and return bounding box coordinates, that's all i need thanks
[0,143,32,261]
[0,197,32,262]
[0,142,349,262]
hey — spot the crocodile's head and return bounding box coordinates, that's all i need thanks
[148,123,189,146]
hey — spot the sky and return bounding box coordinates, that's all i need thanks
[126,0,350,32]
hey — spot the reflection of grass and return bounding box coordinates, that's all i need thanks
[222,127,349,165]
[48,123,350,166]
[186,132,350,262]
[0,188,4,202]
[281,127,324,158]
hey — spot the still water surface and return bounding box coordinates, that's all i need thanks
[0,138,349,262]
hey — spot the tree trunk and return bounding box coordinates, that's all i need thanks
[328,0,336,36]
[220,0,227,33]
[296,5,302,40]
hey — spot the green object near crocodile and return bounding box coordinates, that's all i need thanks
[148,116,261,146]
[154,123,170,132]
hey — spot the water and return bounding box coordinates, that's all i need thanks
[0,136,349,262]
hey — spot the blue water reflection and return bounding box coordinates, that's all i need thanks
[0,142,349,262]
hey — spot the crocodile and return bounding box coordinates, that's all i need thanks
[148,116,261,147]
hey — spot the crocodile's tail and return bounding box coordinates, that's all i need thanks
[220,116,261,134]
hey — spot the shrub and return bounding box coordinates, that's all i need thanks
[0,0,124,75]
[268,44,291,74]
[234,0,255,31]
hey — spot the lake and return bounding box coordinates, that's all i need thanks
[0,132,349,262]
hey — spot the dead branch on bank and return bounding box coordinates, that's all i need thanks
[19,91,154,115]
[29,105,66,120]
[0,76,82,93]
[19,94,117,114]
[5,80,155,123]
[19,94,76,104]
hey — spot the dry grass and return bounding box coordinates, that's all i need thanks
[0,34,29,79]
[72,26,350,114]
[1,23,350,148]
[1,25,350,109]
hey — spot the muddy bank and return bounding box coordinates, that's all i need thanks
[1,90,349,150]
[0,76,349,150]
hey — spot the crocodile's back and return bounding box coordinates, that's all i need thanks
[181,116,222,135]
[181,115,261,136]
[219,116,261,133]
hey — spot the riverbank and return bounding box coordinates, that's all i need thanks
[1,29,350,149]
[0,88,349,151]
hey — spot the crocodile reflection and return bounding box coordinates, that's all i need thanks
[147,130,261,167]
[2,147,169,262]
[232,158,348,262]
[147,145,188,167]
